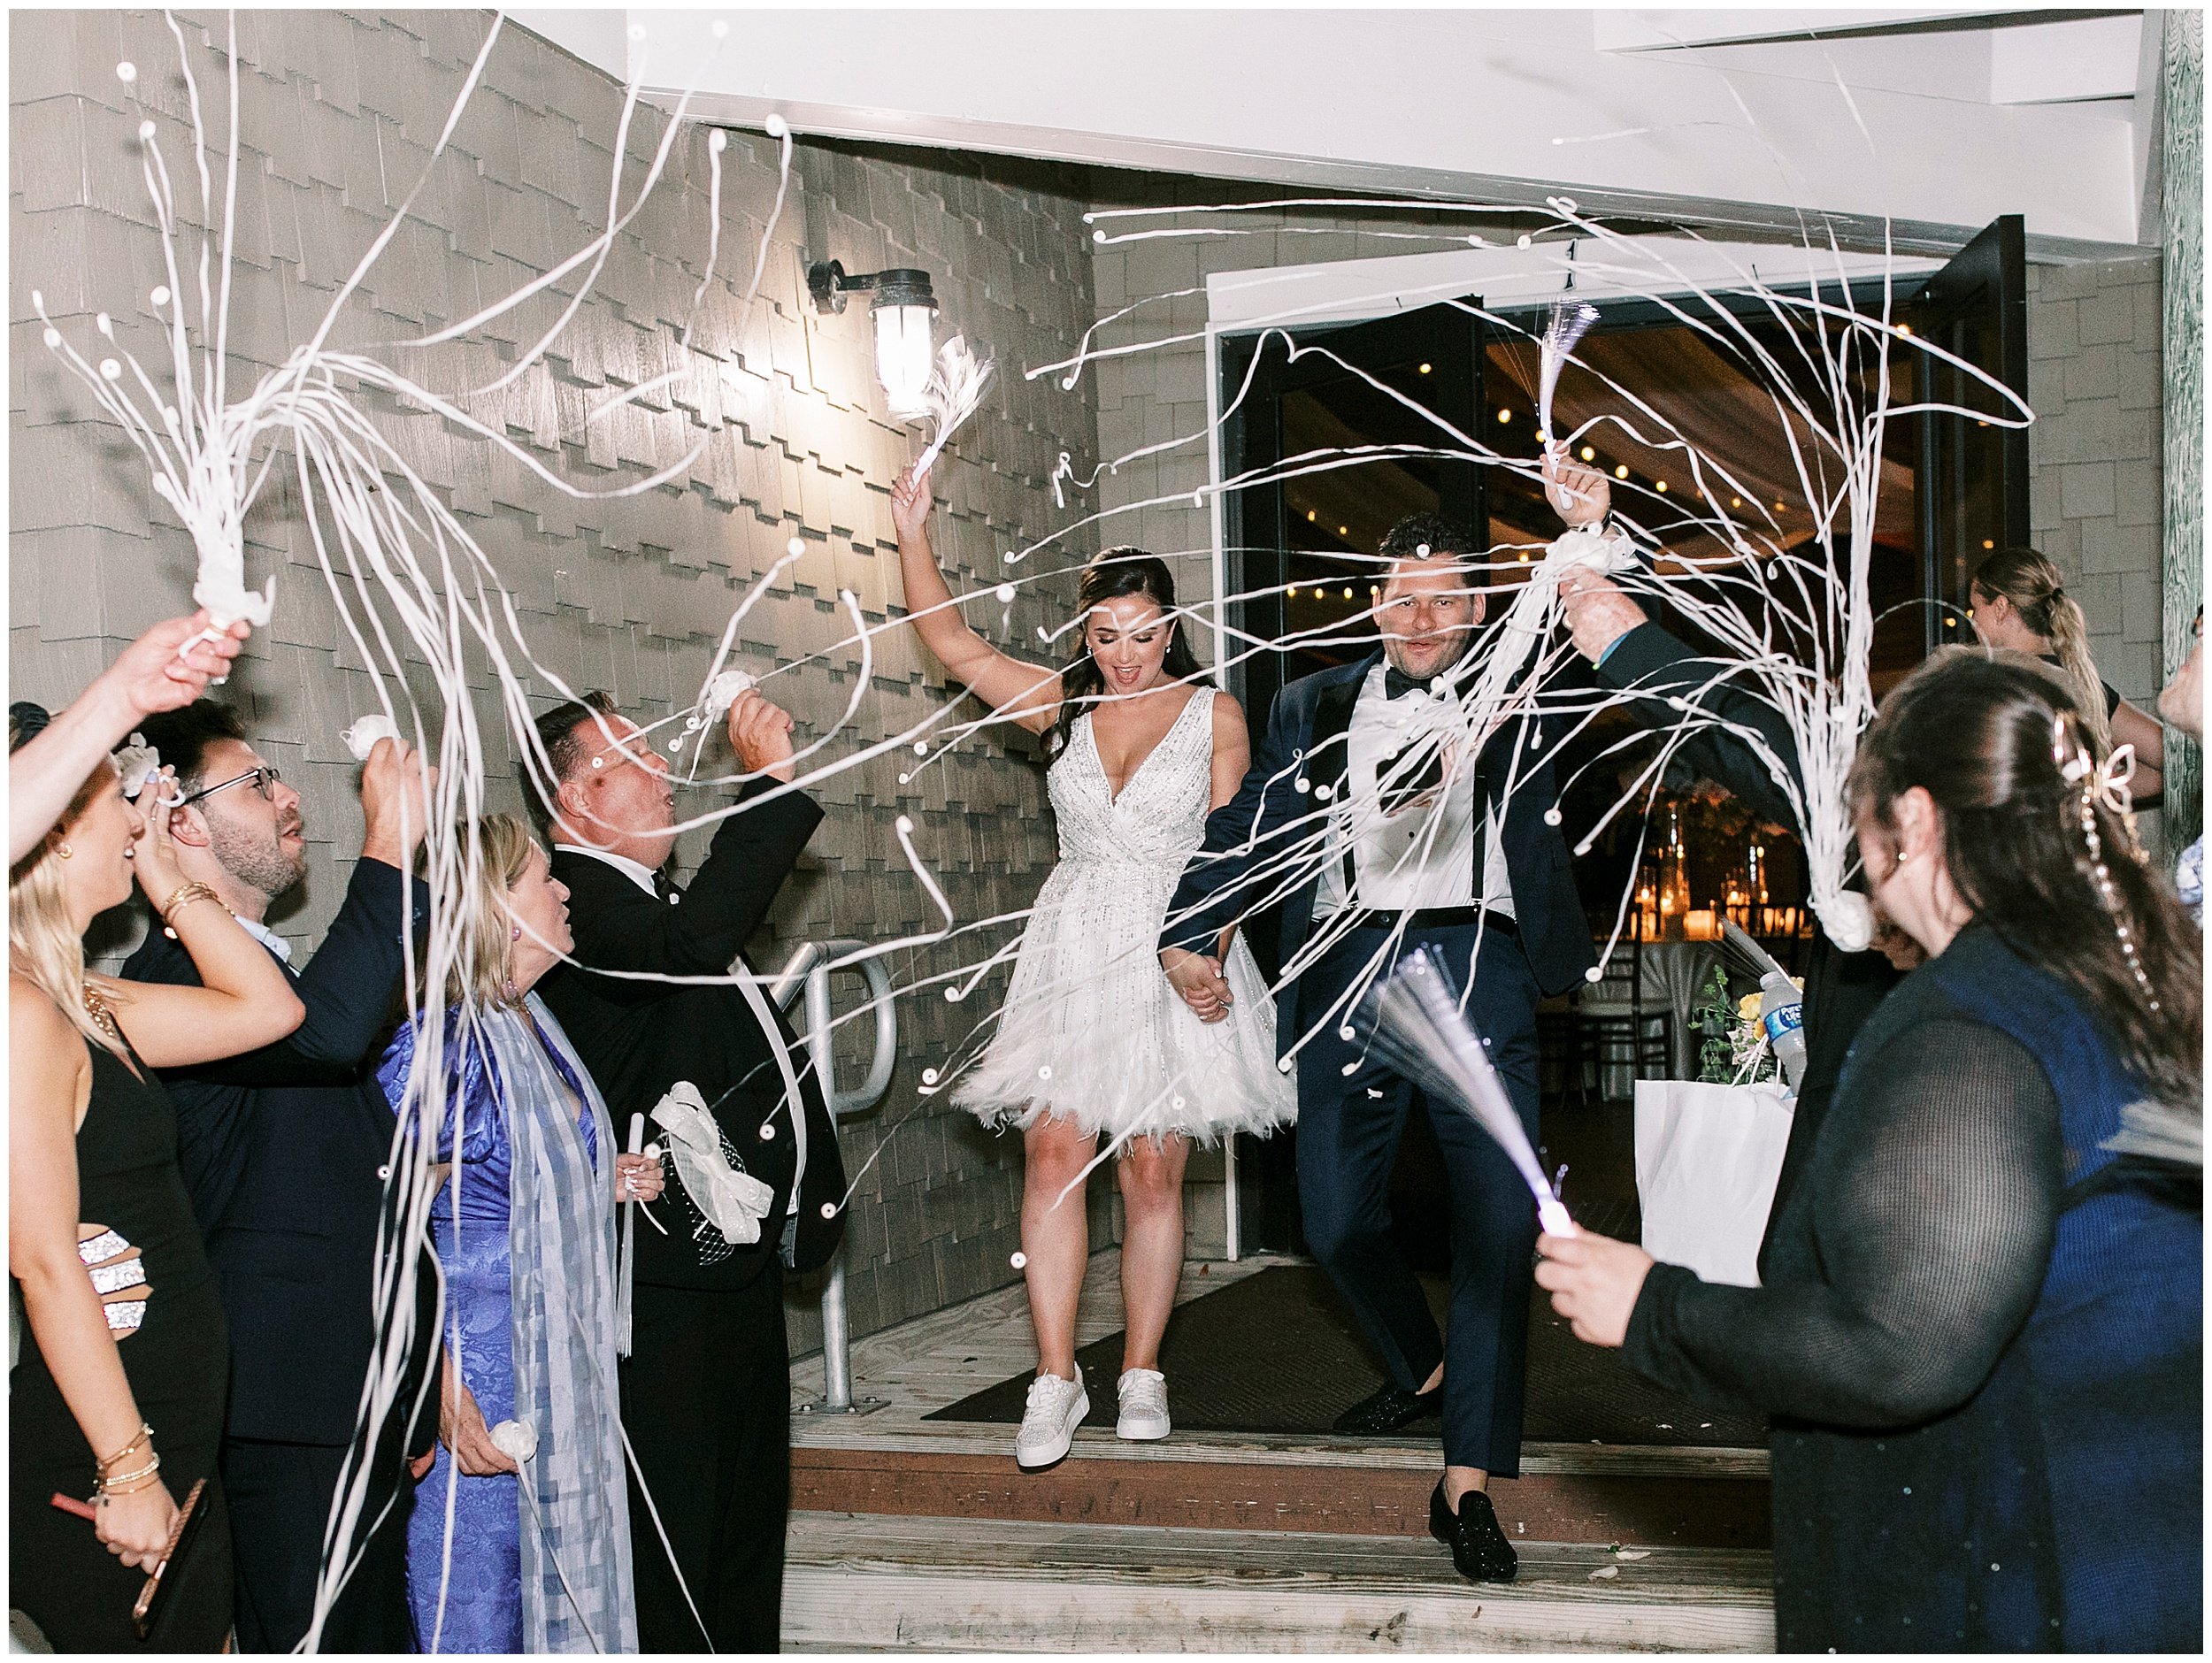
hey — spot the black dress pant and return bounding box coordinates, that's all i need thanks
[623,1263,790,1654]
[1294,921,1543,1475]
[223,1437,415,1652]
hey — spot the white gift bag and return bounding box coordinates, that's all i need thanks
[1633,1080,1795,1288]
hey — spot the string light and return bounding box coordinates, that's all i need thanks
[1579,446,1596,463]
[1655,480,1668,493]
[1418,362,1432,375]
[1613,464,1629,479]
[1497,408,1511,424]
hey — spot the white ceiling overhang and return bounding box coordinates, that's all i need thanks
[513,8,2163,259]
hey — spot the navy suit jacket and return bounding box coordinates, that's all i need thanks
[537,778,847,1292]
[122,857,427,1447]
[1161,649,1597,1053]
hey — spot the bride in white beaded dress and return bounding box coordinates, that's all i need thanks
[893,464,1294,1469]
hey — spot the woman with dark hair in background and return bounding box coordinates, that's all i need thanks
[1535,654,2201,1652]
[892,463,1294,1470]
[380,813,662,1653]
[9,709,304,1651]
[1971,546,2165,799]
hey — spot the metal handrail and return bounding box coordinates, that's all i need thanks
[772,939,897,1413]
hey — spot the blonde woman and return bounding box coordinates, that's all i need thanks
[8,706,304,1651]
[379,813,662,1653]
[1970,547,2164,798]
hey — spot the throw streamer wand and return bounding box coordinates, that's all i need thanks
[1362,946,1574,1236]
[912,335,993,476]
[1537,299,1600,449]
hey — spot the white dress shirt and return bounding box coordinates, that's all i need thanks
[557,841,673,903]
[234,913,296,967]
[1313,663,1515,919]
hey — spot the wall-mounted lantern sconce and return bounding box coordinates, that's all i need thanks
[807,260,937,419]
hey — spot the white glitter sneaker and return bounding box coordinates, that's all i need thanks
[1115,1368,1171,1441]
[1015,1371,1089,1470]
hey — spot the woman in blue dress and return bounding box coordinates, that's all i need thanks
[381,814,664,1653]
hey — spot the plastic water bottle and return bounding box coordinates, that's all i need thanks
[1758,971,1807,1091]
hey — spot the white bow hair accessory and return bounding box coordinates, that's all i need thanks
[649,1081,775,1245]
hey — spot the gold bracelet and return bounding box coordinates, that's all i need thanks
[95,1452,161,1495]
[96,1422,154,1472]
[158,882,220,927]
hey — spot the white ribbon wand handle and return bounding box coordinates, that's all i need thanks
[618,1113,643,1358]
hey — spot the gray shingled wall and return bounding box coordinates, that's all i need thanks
[10,8,1108,1351]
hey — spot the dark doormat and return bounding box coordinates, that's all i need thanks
[926,1263,1765,1449]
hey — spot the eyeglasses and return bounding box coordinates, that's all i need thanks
[177,765,282,808]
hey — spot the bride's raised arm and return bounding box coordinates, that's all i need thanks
[891,464,1062,735]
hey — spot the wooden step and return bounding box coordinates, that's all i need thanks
[783,1513,1776,1653]
[793,1444,1769,1549]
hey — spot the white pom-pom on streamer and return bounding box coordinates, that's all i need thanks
[911,334,994,476]
[113,734,162,801]
[1815,890,1874,954]
[703,671,756,722]
[490,1420,538,1463]
[342,714,400,762]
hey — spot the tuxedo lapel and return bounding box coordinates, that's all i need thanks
[1302,655,1376,799]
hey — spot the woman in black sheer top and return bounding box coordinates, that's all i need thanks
[1536,654,2201,1653]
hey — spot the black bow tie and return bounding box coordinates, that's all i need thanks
[651,867,680,904]
[1385,667,1440,701]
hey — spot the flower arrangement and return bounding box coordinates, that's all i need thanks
[1694,965,1785,1084]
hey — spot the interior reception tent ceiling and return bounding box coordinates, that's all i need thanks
[513,8,2168,257]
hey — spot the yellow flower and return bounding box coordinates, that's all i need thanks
[1737,992,1764,1023]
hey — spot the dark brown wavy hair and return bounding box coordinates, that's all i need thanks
[1848,652,2200,1107]
[1051,549,1208,752]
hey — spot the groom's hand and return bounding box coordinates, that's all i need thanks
[1161,947,1233,1024]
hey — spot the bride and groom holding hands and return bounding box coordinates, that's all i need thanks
[890,451,1624,1585]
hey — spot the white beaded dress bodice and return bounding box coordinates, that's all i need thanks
[1048,689,1216,869]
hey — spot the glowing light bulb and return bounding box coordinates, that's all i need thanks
[1579,446,1596,463]
[1614,464,1629,479]
[1497,408,1511,424]
[1419,363,1433,375]
[1655,480,1667,493]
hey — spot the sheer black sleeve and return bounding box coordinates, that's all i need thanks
[1623,1015,2062,1428]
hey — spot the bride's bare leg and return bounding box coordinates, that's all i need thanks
[1023,1114,1097,1379]
[1117,1133,1191,1372]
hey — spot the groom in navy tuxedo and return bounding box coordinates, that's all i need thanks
[1160,515,1594,1583]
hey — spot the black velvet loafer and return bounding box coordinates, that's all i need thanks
[1429,1483,1518,1583]
[1330,1382,1443,1435]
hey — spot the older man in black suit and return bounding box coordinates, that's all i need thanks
[123,702,434,1653]
[532,686,845,1654]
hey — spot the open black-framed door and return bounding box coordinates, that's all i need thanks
[1905,214,2031,658]
[1217,300,1486,731]
[1214,298,1484,1256]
